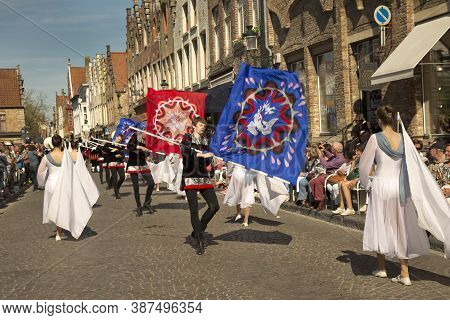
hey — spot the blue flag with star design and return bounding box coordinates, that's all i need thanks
[210,63,309,185]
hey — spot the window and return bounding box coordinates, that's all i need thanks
[418,38,450,135]
[183,3,189,34]
[200,32,207,80]
[162,5,168,34]
[238,1,245,37]
[316,51,336,134]
[192,39,199,84]
[177,50,183,89]
[223,0,232,55]
[212,6,220,62]
[287,60,306,96]
[183,45,190,88]
[0,114,5,132]
[190,0,197,29]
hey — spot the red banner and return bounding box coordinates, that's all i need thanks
[146,88,206,155]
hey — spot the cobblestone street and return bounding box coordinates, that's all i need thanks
[0,175,449,300]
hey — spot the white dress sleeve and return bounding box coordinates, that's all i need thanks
[359,134,377,190]
[37,156,48,187]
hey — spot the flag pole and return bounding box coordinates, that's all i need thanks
[128,126,223,160]
[91,137,127,147]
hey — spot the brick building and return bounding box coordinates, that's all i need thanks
[126,0,176,118]
[105,45,129,134]
[205,0,449,141]
[0,66,25,144]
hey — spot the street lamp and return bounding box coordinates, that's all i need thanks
[160,79,169,89]
[244,26,258,51]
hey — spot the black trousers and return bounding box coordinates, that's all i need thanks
[30,166,38,191]
[186,188,220,238]
[130,172,155,208]
[110,167,125,196]
[99,164,104,183]
[105,167,112,188]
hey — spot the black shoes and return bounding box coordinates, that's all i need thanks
[192,232,205,255]
[143,202,156,214]
[196,238,205,255]
[115,193,121,199]
[136,207,143,217]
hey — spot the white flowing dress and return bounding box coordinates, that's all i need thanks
[224,164,289,216]
[37,149,94,239]
[167,154,186,196]
[38,154,62,224]
[360,134,430,259]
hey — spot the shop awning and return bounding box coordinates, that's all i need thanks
[371,15,450,85]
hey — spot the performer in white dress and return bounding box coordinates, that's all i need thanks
[224,164,256,227]
[360,106,449,286]
[224,163,289,226]
[37,134,95,241]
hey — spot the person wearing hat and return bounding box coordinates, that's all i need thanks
[428,140,450,201]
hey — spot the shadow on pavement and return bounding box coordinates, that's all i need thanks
[224,215,283,227]
[214,230,292,245]
[154,202,205,210]
[336,250,450,286]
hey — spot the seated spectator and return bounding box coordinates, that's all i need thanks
[427,141,450,202]
[296,147,325,207]
[332,145,363,216]
[309,141,347,211]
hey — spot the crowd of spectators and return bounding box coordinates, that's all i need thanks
[295,137,450,215]
[0,141,46,200]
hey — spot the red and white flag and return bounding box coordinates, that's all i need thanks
[146,88,206,154]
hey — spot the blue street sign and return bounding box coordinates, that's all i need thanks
[374,5,391,26]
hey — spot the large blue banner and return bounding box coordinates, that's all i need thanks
[210,63,309,185]
[113,118,147,143]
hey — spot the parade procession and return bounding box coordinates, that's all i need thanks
[1,0,450,316]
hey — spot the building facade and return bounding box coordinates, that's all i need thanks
[105,45,129,134]
[173,0,210,91]
[0,67,26,144]
[126,0,176,118]
[88,54,108,137]
[68,58,92,139]
[54,91,68,138]
[204,0,449,141]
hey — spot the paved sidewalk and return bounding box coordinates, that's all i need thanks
[0,175,448,299]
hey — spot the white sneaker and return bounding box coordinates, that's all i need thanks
[360,204,367,212]
[391,275,411,286]
[234,214,242,222]
[372,270,387,278]
[332,207,345,214]
[242,222,248,227]
[275,215,280,219]
[341,208,355,216]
